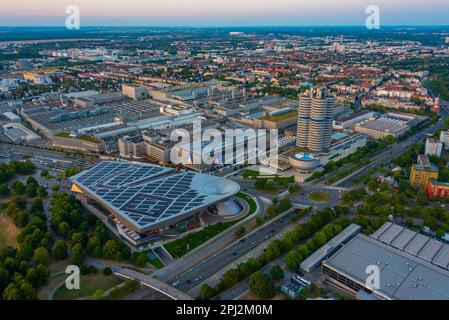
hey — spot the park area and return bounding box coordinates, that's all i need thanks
[308,191,332,203]
[164,192,257,258]
[53,273,124,300]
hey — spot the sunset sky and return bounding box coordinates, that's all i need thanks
[1,0,448,26]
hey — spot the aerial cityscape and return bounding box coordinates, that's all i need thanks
[1,0,449,309]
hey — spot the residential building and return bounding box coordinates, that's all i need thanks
[426,179,449,198]
[440,131,449,150]
[410,155,439,189]
[425,138,443,157]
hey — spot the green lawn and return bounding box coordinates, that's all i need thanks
[148,257,164,269]
[164,192,257,258]
[308,191,332,203]
[242,169,263,178]
[53,273,123,300]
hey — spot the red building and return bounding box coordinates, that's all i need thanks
[426,179,449,198]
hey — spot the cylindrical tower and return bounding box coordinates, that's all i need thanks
[296,88,335,152]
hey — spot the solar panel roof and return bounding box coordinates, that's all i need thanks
[70,161,240,232]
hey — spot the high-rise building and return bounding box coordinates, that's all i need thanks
[425,138,443,157]
[410,154,439,189]
[440,130,449,150]
[296,88,336,152]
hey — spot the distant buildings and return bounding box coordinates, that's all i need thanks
[425,138,443,157]
[410,155,439,189]
[23,73,53,85]
[333,110,374,130]
[296,88,336,152]
[122,84,149,101]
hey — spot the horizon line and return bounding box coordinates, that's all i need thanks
[1,24,449,28]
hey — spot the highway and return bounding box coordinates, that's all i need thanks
[151,191,268,281]
[157,207,303,295]
[336,108,448,188]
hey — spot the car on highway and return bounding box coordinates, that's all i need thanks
[172,280,180,287]
[195,276,203,282]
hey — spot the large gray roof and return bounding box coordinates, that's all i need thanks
[70,161,240,232]
[324,233,449,300]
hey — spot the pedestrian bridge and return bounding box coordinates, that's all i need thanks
[114,267,193,300]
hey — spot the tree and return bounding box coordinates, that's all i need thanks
[198,284,217,300]
[71,231,87,247]
[32,247,49,265]
[92,288,104,300]
[26,264,49,287]
[269,265,284,281]
[26,183,37,198]
[103,267,112,276]
[235,226,246,238]
[37,186,48,198]
[2,283,21,300]
[30,198,44,214]
[219,269,240,290]
[133,252,148,267]
[87,236,102,257]
[58,222,70,238]
[53,240,68,260]
[71,243,85,266]
[0,183,10,196]
[263,240,283,261]
[0,267,9,292]
[249,271,276,299]
[285,250,303,270]
[40,169,49,177]
[11,180,26,195]
[415,190,428,206]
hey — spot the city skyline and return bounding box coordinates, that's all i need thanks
[1,0,449,26]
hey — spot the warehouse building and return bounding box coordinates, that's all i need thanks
[321,223,449,300]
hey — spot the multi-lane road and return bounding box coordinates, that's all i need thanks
[336,108,448,188]
[156,207,303,294]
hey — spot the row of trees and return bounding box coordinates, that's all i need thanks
[0,161,35,184]
[198,206,350,299]
[284,215,351,270]
[307,137,396,182]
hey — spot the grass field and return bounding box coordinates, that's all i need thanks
[53,273,124,300]
[0,214,19,250]
[308,191,332,203]
[164,192,257,258]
